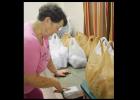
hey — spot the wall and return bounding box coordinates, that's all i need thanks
[24,2,64,22]
[24,2,84,33]
[63,2,84,33]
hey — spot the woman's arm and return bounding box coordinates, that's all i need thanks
[24,73,63,92]
[47,58,58,74]
[47,58,70,77]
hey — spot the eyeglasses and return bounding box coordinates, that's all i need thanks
[58,27,63,31]
[52,22,63,30]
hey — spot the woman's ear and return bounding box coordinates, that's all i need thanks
[44,17,51,24]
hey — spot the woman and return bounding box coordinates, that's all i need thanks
[24,3,70,99]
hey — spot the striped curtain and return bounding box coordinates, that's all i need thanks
[83,2,114,41]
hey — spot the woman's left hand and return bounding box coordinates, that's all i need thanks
[54,69,71,77]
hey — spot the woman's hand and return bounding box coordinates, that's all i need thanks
[54,87,70,93]
[54,69,71,77]
[51,77,63,93]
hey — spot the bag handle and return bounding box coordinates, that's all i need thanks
[88,35,95,42]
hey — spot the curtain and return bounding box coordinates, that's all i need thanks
[83,2,114,41]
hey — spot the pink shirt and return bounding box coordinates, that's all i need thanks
[24,22,51,94]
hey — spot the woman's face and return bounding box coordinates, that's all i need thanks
[42,17,64,38]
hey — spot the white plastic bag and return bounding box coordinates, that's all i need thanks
[68,38,87,68]
[49,33,68,69]
[100,37,114,61]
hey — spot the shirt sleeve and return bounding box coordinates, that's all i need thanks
[24,38,40,75]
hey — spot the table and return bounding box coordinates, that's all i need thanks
[40,66,86,99]
[80,80,96,99]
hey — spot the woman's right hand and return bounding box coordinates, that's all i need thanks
[51,78,63,93]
